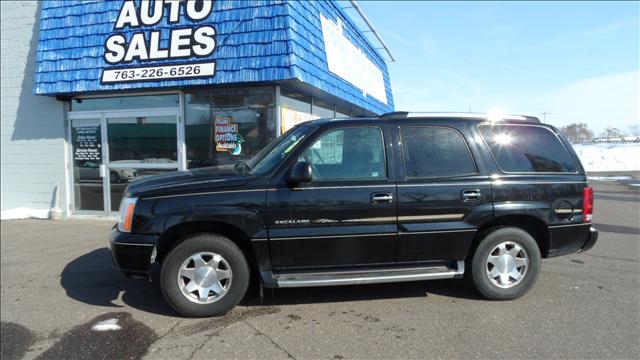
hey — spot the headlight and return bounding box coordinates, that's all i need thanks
[117,197,138,233]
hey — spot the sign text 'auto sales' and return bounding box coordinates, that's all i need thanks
[101,0,217,84]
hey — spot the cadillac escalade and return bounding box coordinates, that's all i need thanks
[109,112,598,317]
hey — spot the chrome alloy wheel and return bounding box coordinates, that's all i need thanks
[178,252,232,304]
[485,241,529,289]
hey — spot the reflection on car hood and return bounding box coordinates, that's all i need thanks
[125,165,249,198]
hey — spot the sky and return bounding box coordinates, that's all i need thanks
[353,1,639,135]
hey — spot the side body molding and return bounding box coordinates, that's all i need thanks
[492,201,551,220]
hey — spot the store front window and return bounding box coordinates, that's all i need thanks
[185,87,276,168]
[281,88,312,114]
[312,98,335,119]
[71,94,179,111]
[280,88,318,134]
[107,116,177,163]
[336,103,351,118]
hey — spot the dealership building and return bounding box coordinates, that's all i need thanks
[0,0,394,218]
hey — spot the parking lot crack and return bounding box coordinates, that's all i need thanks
[583,253,639,263]
[185,329,220,360]
[243,319,296,360]
[157,320,183,341]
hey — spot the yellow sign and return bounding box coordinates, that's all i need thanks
[281,107,319,134]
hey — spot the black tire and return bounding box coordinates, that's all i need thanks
[469,227,541,300]
[109,171,119,183]
[160,234,250,317]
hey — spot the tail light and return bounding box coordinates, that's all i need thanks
[583,187,593,222]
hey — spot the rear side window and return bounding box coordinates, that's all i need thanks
[400,126,477,178]
[478,125,577,173]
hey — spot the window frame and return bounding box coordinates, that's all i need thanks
[398,125,479,180]
[477,123,579,175]
[301,125,389,182]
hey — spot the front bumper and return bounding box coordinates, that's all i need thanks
[109,227,159,279]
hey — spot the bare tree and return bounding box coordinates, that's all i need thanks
[560,123,594,143]
[629,124,640,137]
[600,125,623,140]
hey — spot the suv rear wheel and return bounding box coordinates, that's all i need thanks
[470,227,541,300]
[160,234,249,317]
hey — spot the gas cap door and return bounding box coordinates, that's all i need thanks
[554,200,574,220]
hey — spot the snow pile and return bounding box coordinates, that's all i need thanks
[572,143,640,172]
[1,207,50,220]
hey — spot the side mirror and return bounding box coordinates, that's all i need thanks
[287,161,312,184]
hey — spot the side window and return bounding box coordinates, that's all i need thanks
[478,125,578,173]
[400,126,477,178]
[299,127,386,180]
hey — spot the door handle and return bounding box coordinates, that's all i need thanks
[371,192,393,204]
[461,189,482,201]
[99,164,106,178]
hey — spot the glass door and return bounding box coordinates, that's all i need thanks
[68,106,181,215]
[70,118,106,212]
[106,113,179,212]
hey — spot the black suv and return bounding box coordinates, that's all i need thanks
[109,112,598,317]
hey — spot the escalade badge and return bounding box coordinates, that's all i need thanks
[275,219,311,225]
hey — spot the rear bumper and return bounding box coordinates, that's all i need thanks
[109,228,158,279]
[547,224,598,258]
[579,227,599,253]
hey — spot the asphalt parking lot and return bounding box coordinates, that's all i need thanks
[1,176,639,360]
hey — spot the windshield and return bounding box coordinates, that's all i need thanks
[244,125,315,176]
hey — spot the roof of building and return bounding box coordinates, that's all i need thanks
[34,0,394,115]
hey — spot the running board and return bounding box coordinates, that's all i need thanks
[266,261,465,288]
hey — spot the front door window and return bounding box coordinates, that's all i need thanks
[298,127,386,180]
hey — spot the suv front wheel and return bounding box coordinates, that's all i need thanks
[470,227,541,300]
[160,234,250,317]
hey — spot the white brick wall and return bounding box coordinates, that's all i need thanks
[1,1,67,215]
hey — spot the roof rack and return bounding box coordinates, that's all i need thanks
[379,111,540,123]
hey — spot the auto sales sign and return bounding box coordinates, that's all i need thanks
[101,0,217,84]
